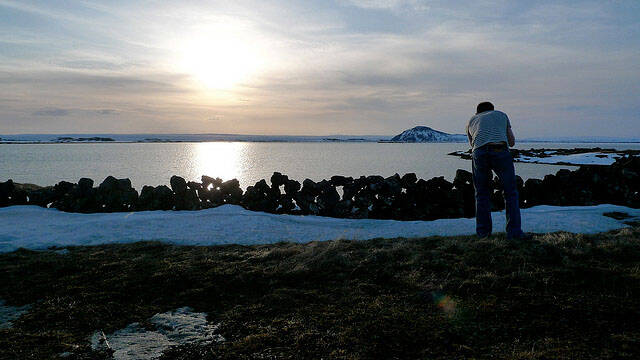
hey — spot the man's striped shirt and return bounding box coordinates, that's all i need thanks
[466,110,511,151]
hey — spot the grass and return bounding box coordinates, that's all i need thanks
[1,227,640,359]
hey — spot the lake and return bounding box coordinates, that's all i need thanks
[2,142,640,190]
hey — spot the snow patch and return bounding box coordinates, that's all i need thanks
[1,204,640,252]
[518,152,622,165]
[91,307,223,360]
[0,299,31,329]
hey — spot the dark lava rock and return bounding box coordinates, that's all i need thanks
[243,179,278,212]
[187,181,202,192]
[96,176,138,212]
[401,173,417,188]
[201,175,223,189]
[98,176,118,193]
[26,186,56,207]
[301,179,320,196]
[316,180,340,216]
[0,179,15,207]
[294,179,320,215]
[170,176,188,195]
[522,178,544,207]
[138,185,174,210]
[78,178,94,192]
[220,179,243,204]
[271,172,288,187]
[453,170,475,217]
[169,176,199,210]
[284,179,301,195]
[54,181,76,196]
[453,169,473,189]
[330,175,352,187]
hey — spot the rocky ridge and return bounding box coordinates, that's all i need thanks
[1,156,639,221]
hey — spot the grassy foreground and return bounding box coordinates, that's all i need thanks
[1,227,640,359]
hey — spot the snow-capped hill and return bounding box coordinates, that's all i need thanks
[390,126,466,142]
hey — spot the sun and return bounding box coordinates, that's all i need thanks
[180,25,262,90]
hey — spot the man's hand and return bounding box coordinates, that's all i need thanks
[507,128,515,147]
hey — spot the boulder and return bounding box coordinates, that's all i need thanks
[170,176,188,195]
[78,178,94,193]
[26,186,56,207]
[453,170,475,217]
[243,179,278,212]
[316,180,340,216]
[201,175,223,189]
[0,179,15,207]
[96,176,138,212]
[294,179,320,215]
[301,179,320,196]
[522,178,544,207]
[453,169,473,189]
[98,176,118,193]
[138,185,174,210]
[330,175,352,187]
[284,179,301,195]
[220,179,243,204]
[54,181,75,196]
[400,173,417,188]
[270,172,288,187]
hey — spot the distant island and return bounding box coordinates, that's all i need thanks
[387,126,467,142]
[56,136,115,142]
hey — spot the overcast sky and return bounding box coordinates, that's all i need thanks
[1,0,638,136]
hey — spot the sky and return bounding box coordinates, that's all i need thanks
[0,0,638,137]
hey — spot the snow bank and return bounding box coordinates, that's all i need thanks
[91,307,222,360]
[1,204,639,252]
[0,299,30,329]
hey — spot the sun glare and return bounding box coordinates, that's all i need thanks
[180,24,263,90]
[194,142,246,182]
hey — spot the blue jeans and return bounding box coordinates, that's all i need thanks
[472,146,524,238]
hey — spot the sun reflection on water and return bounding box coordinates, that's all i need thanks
[194,142,246,182]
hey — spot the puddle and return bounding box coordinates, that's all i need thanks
[0,299,31,329]
[91,307,223,360]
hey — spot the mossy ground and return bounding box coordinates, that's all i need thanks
[1,227,640,359]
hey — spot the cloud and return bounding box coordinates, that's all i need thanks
[32,108,70,116]
[0,1,638,136]
[343,0,429,11]
[95,109,118,115]
[60,60,127,71]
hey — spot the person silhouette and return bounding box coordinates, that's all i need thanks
[466,102,532,240]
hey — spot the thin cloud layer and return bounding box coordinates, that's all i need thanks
[0,0,638,136]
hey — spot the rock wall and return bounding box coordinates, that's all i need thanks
[2,157,639,221]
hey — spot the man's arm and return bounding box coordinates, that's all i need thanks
[466,123,472,147]
[507,127,515,147]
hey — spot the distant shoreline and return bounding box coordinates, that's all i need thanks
[1,139,640,145]
[1,133,639,145]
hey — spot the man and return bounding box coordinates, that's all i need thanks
[466,102,531,240]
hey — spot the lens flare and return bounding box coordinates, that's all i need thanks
[432,292,457,315]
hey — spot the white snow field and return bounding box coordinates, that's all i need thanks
[1,204,639,253]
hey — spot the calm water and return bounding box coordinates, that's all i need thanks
[2,142,639,190]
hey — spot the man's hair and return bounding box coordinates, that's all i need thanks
[476,102,494,114]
